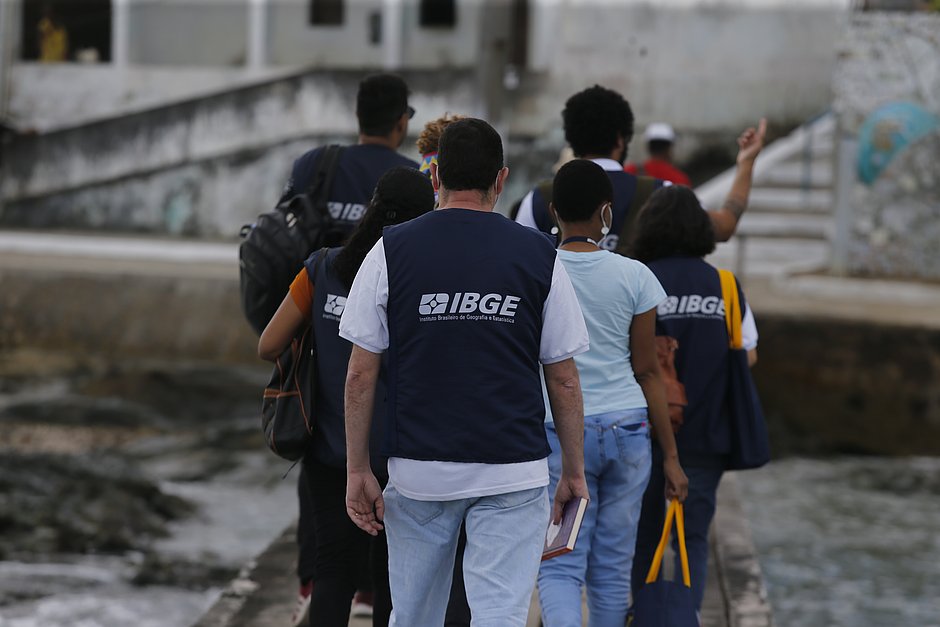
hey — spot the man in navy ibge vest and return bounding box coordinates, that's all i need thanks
[278,72,417,624]
[340,118,591,626]
[279,73,418,241]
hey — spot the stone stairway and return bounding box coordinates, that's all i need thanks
[697,112,836,280]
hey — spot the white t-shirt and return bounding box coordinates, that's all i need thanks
[339,235,590,501]
[515,158,673,229]
[544,250,666,421]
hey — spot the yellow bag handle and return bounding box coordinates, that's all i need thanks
[718,269,743,350]
[644,498,691,588]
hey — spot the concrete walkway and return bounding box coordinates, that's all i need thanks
[9,228,937,625]
[194,474,769,627]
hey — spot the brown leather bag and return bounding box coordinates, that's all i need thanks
[655,336,687,433]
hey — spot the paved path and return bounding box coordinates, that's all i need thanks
[195,474,769,627]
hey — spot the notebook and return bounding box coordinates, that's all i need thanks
[541,497,589,560]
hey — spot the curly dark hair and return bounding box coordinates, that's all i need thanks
[563,85,634,158]
[333,167,434,287]
[416,113,466,155]
[628,186,716,262]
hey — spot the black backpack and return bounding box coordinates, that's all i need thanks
[239,145,345,335]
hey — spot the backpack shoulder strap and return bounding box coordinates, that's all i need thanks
[615,175,658,255]
[307,247,330,288]
[533,179,556,236]
[308,144,345,206]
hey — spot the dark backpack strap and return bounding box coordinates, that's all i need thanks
[616,175,658,256]
[532,179,557,239]
[306,246,330,358]
[307,246,330,289]
[308,144,345,207]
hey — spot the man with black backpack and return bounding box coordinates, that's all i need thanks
[242,72,417,627]
[240,73,418,337]
[278,74,418,238]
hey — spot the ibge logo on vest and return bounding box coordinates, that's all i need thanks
[322,294,347,321]
[657,294,725,320]
[418,292,521,324]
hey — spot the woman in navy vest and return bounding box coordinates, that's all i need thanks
[628,185,758,616]
[536,160,688,627]
[259,167,435,627]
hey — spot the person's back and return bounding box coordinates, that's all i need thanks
[628,185,757,616]
[645,256,736,459]
[285,144,416,231]
[259,167,436,627]
[534,160,686,627]
[382,209,558,464]
[515,86,664,253]
[550,251,659,414]
[341,118,590,627]
[279,74,417,241]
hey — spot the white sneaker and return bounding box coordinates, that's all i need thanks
[291,581,313,627]
[350,590,374,618]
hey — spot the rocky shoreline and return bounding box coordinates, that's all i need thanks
[0,350,292,617]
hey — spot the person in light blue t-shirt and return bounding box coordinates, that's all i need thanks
[537,160,688,627]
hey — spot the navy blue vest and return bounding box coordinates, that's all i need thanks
[283,144,418,237]
[647,257,747,465]
[304,248,387,477]
[382,208,556,463]
[532,170,663,251]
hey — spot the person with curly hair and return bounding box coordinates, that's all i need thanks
[515,85,767,251]
[417,113,467,179]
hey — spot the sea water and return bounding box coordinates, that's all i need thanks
[737,457,940,627]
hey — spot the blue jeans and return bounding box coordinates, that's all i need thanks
[383,484,549,627]
[538,409,652,627]
[632,445,724,611]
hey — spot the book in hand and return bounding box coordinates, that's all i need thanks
[541,497,589,561]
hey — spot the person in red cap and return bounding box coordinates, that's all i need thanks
[625,122,691,186]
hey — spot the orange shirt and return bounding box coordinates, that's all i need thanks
[289,267,314,320]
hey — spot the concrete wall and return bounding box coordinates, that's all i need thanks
[7,2,845,135]
[755,315,940,457]
[0,70,480,237]
[2,2,851,234]
[127,1,250,66]
[521,3,846,137]
[831,14,940,280]
[7,64,286,132]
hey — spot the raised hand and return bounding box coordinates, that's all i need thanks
[736,118,768,166]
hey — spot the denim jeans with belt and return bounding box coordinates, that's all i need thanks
[538,409,652,627]
[383,484,549,627]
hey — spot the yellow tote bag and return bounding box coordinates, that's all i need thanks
[633,498,698,626]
